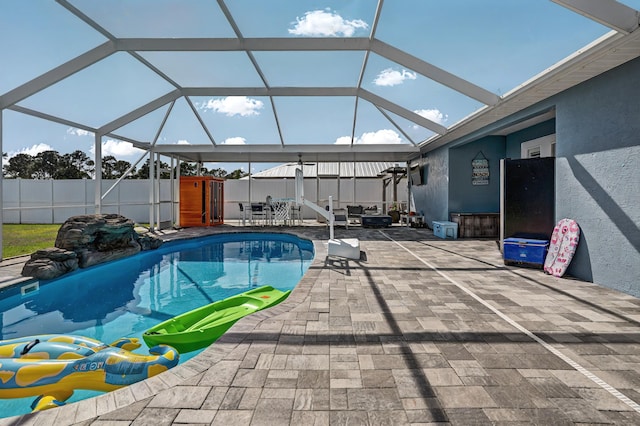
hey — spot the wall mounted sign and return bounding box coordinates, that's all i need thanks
[471,151,489,185]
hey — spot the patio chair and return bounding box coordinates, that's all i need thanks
[250,203,267,226]
[238,203,246,225]
[333,208,349,229]
[347,205,364,224]
[265,195,274,225]
[290,204,302,225]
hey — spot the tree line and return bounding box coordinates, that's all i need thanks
[2,150,248,179]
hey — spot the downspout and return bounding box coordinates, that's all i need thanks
[407,161,411,212]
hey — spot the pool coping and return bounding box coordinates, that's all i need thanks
[1,228,325,424]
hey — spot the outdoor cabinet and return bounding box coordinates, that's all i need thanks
[180,176,224,227]
[450,213,499,238]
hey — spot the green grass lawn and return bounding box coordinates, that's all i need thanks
[2,224,60,258]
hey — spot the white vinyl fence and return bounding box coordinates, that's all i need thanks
[2,177,407,225]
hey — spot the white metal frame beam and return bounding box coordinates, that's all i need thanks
[99,90,181,134]
[185,96,217,145]
[370,39,501,106]
[217,0,286,146]
[552,0,640,34]
[113,37,499,106]
[374,105,417,146]
[182,87,358,97]
[351,0,385,146]
[8,105,98,134]
[359,89,448,134]
[0,42,116,109]
[114,37,372,52]
[149,143,419,164]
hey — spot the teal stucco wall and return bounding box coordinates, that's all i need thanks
[449,136,505,214]
[505,120,556,159]
[412,56,640,296]
[410,146,449,226]
[553,56,640,295]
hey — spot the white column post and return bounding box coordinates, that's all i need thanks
[148,149,155,230]
[0,110,3,259]
[94,133,102,214]
[51,178,54,223]
[353,160,356,206]
[174,158,181,227]
[169,157,180,226]
[337,162,341,209]
[248,161,252,204]
[155,152,161,230]
[17,178,22,223]
[328,195,334,240]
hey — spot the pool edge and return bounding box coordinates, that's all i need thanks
[0,230,323,425]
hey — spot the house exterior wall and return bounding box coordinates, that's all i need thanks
[553,56,640,295]
[449,136,505,215]
[412,56,640,296]
[505,119,556,159]
[411,146,449,225]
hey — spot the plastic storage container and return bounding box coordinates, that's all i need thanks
[503,237,549,267]
[362,215,392,228]
[432,221,458,239]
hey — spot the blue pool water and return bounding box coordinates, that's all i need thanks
[0,232,313,418]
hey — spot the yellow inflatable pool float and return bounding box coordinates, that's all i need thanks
[0,334,179,411]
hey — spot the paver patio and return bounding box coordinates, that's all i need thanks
[2,224,640,425]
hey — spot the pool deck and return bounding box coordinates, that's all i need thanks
[3,223,640,425]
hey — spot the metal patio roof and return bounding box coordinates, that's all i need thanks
[251,161,399,178]
[1,1,639,166]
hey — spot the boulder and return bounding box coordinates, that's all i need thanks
[55,214,137,252]
[76,242,141,268]
[21,248,78,280]
[54,214,139,268]
[21,214,164,279]
[134,226,164,251]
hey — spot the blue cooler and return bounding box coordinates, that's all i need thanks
[503,237,549,267]
[433,221,458,239]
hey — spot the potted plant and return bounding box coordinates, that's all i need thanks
[387,202,401,223]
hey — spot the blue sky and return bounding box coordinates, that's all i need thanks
[0,0,621,173]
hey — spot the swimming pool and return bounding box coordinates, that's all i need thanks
[0,232,314,418]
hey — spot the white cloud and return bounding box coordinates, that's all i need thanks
[200,96,264,117]
[90,139,144,158]
[374,68,417,87]
[177,139,191,145]
[335,129,402,145]
[414,108,448,125]
[221,137,246,145]
[289,9,368,37]
[8,143,54,157]
[66,127,93,137]
[3,143,54,165]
